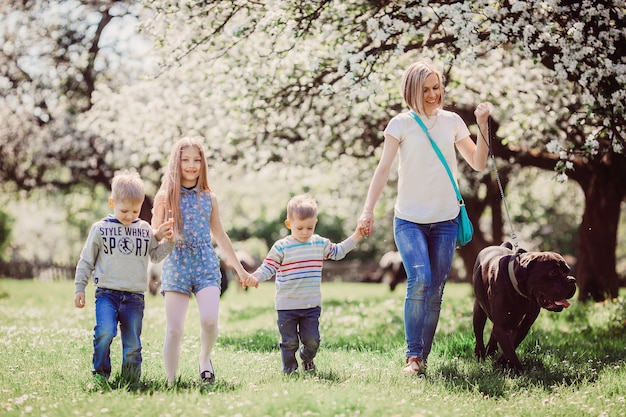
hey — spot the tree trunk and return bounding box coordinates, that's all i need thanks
[575,170,621,301]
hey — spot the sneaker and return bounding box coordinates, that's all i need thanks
[403,356,422,374]
[303,361,316,373]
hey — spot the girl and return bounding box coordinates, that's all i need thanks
[152,136,255,384]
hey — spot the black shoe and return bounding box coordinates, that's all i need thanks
[200,370,215,384]
[200,361,215,384]
[283,367,297,375]
[303,361,316,373]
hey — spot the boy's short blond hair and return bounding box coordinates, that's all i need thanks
[286,194,318,220]
[111,170,145,203]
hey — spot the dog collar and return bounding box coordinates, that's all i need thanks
[508,255,529,299]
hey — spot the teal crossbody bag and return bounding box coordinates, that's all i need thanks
[409,111,474,246]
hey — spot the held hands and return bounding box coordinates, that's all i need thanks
[358,210,374,237]
[239,272,259,290]
[352,224,366,241]
[155,218,175,242]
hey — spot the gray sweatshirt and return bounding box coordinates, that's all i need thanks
[74,215,174,294]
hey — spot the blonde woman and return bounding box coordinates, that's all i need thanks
[358,61,491,374]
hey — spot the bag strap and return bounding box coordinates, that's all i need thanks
[409,111,463,204]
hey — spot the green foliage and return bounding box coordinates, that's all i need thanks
[1,279,625,417]
[505,167,583,255]
[227,212,286,254]
[0,209,12,261]
[1,187,110,265]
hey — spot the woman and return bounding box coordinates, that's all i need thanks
[358,61,491,374]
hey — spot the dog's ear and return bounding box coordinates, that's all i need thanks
[518,253,539,268]
[514,253,541,286]
[502,242,513,250]
[549,252,572,274]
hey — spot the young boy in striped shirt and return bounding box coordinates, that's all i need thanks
[247,194,364,374]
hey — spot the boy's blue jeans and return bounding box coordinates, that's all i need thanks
[92,288,144,382]
[394,216,457,362]
[277,306,321,373]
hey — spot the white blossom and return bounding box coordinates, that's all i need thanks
[556,173,569,183]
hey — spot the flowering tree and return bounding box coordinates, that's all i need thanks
[129,0,624,301]
[1,1,624,300]
[0,0,161,263]
[0,0,146,192]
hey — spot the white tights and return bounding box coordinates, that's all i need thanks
[163,286,220,383]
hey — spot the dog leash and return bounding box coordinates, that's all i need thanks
[479,118,519,253]
[479,119,527,298]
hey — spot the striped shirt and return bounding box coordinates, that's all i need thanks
[253,234,357,310]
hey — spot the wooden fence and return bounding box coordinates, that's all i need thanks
[0,261,75,280]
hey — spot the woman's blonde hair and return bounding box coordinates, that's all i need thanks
[155,136,212,240]
[401,61,445,115]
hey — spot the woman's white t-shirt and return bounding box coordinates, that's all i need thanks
[384,109,471,224]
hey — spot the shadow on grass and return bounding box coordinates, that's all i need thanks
[88,374,241,395]
[279,368,347,384]
[433,322,626,398]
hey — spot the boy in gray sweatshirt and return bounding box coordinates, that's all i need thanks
[74,170,174,386]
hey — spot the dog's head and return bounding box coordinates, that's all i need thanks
[517,252,577,311]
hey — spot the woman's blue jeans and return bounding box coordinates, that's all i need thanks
[394,216,457,361]
[93,288,144,382]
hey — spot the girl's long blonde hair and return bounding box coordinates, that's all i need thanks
[155,136,212,241]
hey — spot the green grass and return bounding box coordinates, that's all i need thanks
[0,278,625,417]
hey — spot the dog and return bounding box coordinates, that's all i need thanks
[379,251,407,291]
[360,251,407,290]
[472,242,577,372]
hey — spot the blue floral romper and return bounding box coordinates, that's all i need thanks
[161,187,222,295]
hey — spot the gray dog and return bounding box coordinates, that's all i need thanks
[472,242,577,372]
